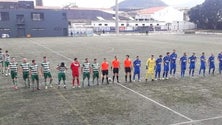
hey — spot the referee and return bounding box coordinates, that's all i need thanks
[111,56,120,83]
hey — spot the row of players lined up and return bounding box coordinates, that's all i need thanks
[0,48,222,91]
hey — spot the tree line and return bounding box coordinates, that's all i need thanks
[188,0,222,29]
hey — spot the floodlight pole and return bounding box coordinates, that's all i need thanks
[115,0,119,35]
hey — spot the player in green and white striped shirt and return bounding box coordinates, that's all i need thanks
[9,57,18,90]
[20,58,30,88]
[4,50,10,76]
[41,56,53,89]
[0,48,4,74]
[91,58,100,85]
[30,59,40,91]
[56,62,68,89]
[81,58,91,87]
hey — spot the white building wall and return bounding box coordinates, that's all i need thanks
[170,21,196,31]
[91,21,166,27]
[151,7,184,23]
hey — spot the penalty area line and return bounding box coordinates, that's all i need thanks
[30,40,73,61]
[170,115,222,125]
[117,83,193,121]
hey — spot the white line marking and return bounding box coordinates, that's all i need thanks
[117,83,193,121]
[31,41,73,61]
[29,40,91,125]
[29,39,193,122]
[170,115,222,125]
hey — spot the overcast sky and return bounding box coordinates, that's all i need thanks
[38,0,205,8]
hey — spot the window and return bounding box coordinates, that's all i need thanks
[32,28,45,31]
[62,12,67,20]
[16,15,25,24]
[121,24,124,26]
[0,28,11,31]
[105,24,108,26]
[0,12,9,21]
[31,12,44,21]
[10,5,15,9]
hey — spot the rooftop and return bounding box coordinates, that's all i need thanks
[136,6,167,15]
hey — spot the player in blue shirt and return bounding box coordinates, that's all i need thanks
[180,53,187,78]
[133,56,141,82]
[155,55,162,80]
[170,49,177,77]
[199,52,206,77]
[188,53,197,77]
[208,53,215,75]
[163,52,170,80]
[218,52,222,74]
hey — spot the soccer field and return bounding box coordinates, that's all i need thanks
[1,34,222,125]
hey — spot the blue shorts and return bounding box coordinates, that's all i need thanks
[209,65,215,69]
[155,67,161,72]
[170,63,176,69]
[200,66,206,70]
[219,63,222,69]
[189,64,195,69]
[181,65,186,71]
[134,70,140,74]
[164,66,169,72]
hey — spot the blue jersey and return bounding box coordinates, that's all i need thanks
[163,56,170,66]
[189,55,196,69]
[218,53,222,64]
[208,56,215,68]
[180,56,187,70]
[170,52,177,64]
[155,58,162,71]
[200,55,206,69]
[133,59,141,71]
[163,55,170,71]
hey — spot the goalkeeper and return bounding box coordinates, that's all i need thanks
[145,55,156,82]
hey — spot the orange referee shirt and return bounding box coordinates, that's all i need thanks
[112,59,120,68]
[124,59,132,68]
[101,61,109,70]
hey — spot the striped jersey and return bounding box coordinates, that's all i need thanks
[20,63,30,72]
[82,62,90,73]
[0,51,3,61]
[41,61,50,73]
[91,63,100,72]
[9,62,18,72]
[30,64,38,75]
[4,54,10,62]
[57,65,67,73]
